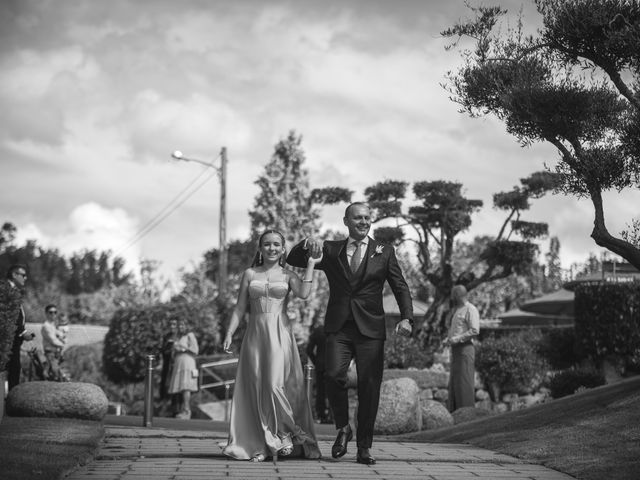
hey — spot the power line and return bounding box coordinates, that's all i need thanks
[115,167,218,258]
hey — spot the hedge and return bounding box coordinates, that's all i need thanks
[574,281,640,365]
[103,299,221,383]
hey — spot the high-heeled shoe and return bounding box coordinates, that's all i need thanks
[279,445,293,456]
[250,453,266,462]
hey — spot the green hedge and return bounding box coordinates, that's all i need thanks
[548,368,605,399]
[574,281,640,366]
[103,300,221,383]
[476,330,548,394]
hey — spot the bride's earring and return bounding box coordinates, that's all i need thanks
[258,252,263,264]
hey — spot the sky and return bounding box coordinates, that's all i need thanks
[1,0,638,286]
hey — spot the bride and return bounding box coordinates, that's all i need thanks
[221,229,322,462]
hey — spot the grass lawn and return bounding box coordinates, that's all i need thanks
[0,416,103,480]
[398,375,640,480]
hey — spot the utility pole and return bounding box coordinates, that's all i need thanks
[171,148,228,299]
[218,147,228,298]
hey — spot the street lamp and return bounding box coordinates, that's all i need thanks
[170,147,228,297]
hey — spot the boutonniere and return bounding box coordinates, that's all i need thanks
[371,245,384,258]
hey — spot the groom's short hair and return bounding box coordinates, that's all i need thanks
[344,202,369,218]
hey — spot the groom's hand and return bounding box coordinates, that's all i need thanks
[394,319,412,337]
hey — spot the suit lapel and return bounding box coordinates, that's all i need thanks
[337,239,351,279]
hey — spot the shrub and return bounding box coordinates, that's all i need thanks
[574,281,640,369]
[537,328,579,370]
[476,330,548,394]
[103,299,221,383]
[548,368,605,399]
[384,335,432,369]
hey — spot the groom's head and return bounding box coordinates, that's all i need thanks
[344,202,371,241]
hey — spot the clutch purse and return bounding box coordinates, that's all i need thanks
[191,368,199,378]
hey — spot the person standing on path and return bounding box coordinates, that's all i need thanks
[443,284,480,411]
[167,319,199,419]
[1,264,35,390]
[306,322,331,423]
[41,304,65,381]
[287,202,414,465]
[160,317,180,415]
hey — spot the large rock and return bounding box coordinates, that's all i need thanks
[383,368,449,389]
[6,381,108,420]
[372,377,422,434]
[451,406,494,424]
[421,399,453,430]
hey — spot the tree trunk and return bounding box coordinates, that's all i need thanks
[590,189,640,270]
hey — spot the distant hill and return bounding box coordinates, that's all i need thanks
[399,376,640,480]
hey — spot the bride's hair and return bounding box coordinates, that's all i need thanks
[251,229,286,267]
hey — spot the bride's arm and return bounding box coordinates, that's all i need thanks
[222,269,251,351]
[289,253,323,299]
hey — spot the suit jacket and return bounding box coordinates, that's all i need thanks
[287,237,413,340]
[0,279,25,369]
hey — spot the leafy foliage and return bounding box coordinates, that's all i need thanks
[477,331,549,394]
[103,299,220,383]
[548,368,605,399]
[574,281,640,367]
[536,327,580,370]
[384,335,432,369]
[443,0,640,269]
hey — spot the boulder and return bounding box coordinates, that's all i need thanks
[475,388,490,401]
[452,406,494,424]
[419,388,434,401]
[420,399,453,430]
[383,368,449,389]
[6,381,108,420]
[433,388,449,403]
[372,377,422,434]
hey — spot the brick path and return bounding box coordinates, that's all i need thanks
[65,426,576,480]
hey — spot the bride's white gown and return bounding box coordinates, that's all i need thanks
[222,267,321,460]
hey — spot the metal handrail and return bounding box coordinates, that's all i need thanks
[196,358,239,421]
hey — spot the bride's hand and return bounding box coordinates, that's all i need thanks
[308,252,323,265]
[222,337,232,353]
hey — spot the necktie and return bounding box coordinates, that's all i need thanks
[350,241,362,272]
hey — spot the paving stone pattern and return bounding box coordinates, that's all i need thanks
[66,426,576,480]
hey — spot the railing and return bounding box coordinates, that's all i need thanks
[142,356,316,426]
[198,357,239,422]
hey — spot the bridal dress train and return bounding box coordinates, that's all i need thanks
[222,267,321,460]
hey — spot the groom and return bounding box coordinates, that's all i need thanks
[287,202,413,465]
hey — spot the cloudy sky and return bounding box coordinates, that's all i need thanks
[2,0,638,283]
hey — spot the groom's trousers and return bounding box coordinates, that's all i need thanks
[325,319,384,449]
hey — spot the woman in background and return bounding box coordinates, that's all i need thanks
[168,319,199,419]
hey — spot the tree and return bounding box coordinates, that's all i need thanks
[250,130,322,245]
[442,0,640,269]
[248,131,350,339]
[361,172,556,350]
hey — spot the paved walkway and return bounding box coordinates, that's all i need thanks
[66,425,575,480]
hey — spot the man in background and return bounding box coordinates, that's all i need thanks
[306,321,331,423]
[1,264,35,390]
[443,285,480,411]
[41,304,65,381]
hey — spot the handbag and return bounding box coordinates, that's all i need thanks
[191,368,199,379]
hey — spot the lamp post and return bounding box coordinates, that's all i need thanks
[171,147,228,297]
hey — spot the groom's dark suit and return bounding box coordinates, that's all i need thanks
[287,236,413,450]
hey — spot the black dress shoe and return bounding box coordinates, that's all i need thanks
[331,425,353,458]
[356,447,376,465]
